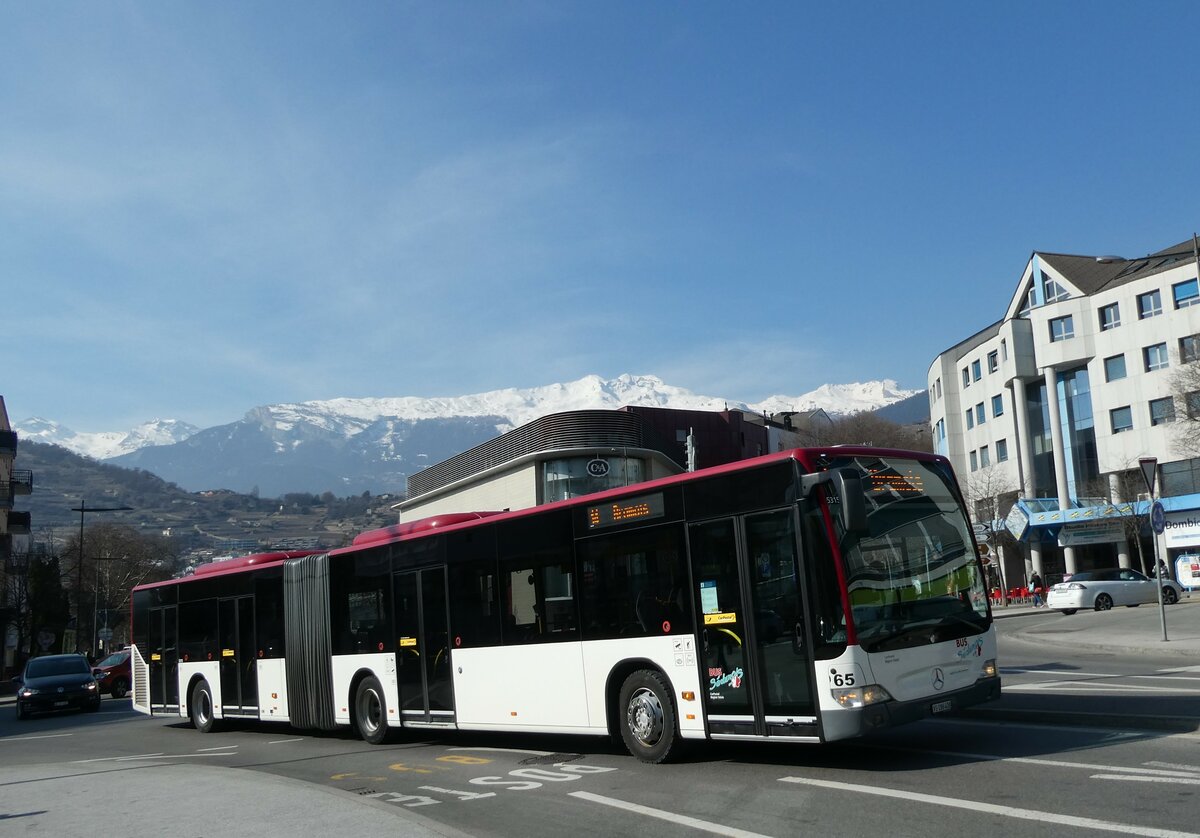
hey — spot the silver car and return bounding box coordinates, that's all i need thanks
[1046,568,1183,615]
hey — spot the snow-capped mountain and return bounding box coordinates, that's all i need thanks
[15,417,200,460]
[20,375,918,497]
[249,374,915,438]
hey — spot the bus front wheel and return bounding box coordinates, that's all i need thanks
[191,680,217,733]
[618,670,678,764]
[354,676,389,745]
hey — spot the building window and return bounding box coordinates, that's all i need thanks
[972,359,982,381]
[1099,302,1121,331]
[991,394,1004,417]
[966,409,974,429]
[1104,354,1127,382]
[1173,278,1200,309]
[1137,289,1163,319]
[1043,275,1070,303]
[975,403,986,425]
[936,378,942,399]
[1110,406,1133,434]
[962,367,970,387]
[1001,339,1008,361]
[980,445,990,468]
[996,439,1008,462]
[969,450,978,471]
[1181,334,1200,364]
[1150,397,1176,426]
[1144,342,1169,372]
[987,350,998,373]
[1049,315,1074,342]
[1187,391,1200,420]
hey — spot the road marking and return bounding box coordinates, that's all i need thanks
[1005,668,1200,682]
[1145,761,1200,773]
[268,738,304,744]
[198,745,237,752]
[779,777,1199,838]
[864,743,1199,777]
[1093,774,1200,786]
[0,733,74,742]
[1003,681,1200,694]
[569,791,773,838]
[73,753,164,763]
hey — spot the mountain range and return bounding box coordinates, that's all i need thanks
[16,374,920,498]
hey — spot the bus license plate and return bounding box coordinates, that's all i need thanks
[931,700,953,714]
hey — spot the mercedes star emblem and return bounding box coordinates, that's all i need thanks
[932,667,945,691]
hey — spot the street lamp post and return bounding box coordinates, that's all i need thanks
[91,556,122,657]
[70,500,132,655]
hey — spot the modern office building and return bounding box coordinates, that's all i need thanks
[928,235,1200,590]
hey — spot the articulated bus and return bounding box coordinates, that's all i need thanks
[129,447,1000,762]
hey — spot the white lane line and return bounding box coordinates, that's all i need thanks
[198,746,237,752]
[268,738,305,744]
[1003,682,1200,694]
[74,753,165,763]
[1093,775,1200,786]
[1145,761,1200,773]
[1005,669,1200,683]
[569,791,773,838]
[865,743,1200,777]
[1,733,74,742]
[779,777,1198,838]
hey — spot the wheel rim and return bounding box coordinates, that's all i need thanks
[1165,588,1178,604]
[358,687,382,735]
[1097,595,1112,611]
[626,686,664,747]
[196,690,211,725]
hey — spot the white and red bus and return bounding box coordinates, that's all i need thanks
[130,447,999,762]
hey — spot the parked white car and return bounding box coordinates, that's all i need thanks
[1046,568,1183,614]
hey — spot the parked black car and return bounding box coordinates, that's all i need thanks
[14,654,102,719]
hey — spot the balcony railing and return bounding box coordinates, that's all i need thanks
[10,469,32,494]
[6,510,30,534]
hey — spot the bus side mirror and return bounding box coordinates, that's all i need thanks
[801,468,867,533]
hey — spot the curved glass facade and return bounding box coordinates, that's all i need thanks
[542,456,647,503]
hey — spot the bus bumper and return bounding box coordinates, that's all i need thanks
[827,676,1002,740]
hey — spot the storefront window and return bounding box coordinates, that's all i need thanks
[543,456,646,502]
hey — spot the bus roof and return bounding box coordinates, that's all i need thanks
[133,445,946,591]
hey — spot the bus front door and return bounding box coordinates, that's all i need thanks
[689,508,816,739]
[218,596,257,717]
[393,567,455,726]
[146,605,178,713]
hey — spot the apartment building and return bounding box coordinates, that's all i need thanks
[2,395,34,675]
[928,236,1200,588]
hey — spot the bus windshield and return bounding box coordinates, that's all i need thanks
[829,455,989,653]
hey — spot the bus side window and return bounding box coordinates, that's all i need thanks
[448,560,502,648]
[497,513,578,645]
[578,523,688,641]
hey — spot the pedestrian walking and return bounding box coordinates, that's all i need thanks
[1029,571,1044,607]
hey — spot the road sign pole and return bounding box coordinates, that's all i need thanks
[1150,497,1169,642]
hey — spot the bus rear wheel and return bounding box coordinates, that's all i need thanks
[191,679,217,733]
[618,670,678,764]
[354,676,389,745]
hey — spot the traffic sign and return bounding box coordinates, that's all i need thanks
[1151,501,1166,535]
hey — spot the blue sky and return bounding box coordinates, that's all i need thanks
[4,2,1200,431]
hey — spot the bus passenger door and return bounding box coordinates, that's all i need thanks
[690,509,815,738]
[147,605,178,713]
[218,596,257,716]
[393,567,455,725]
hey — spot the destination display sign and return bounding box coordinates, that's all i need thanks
[586,492,665,529]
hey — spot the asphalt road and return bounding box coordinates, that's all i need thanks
[4,608,1200,837]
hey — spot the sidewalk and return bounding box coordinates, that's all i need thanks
[990,592,1200,657]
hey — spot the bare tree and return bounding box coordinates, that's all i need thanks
[815,412,932,451]
[1078,468,1152,576]
[960,464,1022,601]
[1169,352,1200,455]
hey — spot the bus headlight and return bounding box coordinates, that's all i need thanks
[832,684,892,708]
[982,659,997,678]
